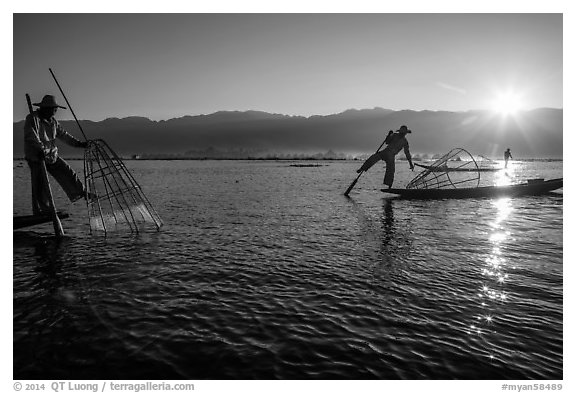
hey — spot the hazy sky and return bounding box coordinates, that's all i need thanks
[13,13,562,121]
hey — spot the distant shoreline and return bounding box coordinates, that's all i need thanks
[12,157,563,162]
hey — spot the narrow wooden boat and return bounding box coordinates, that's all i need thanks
[382,178,562,199]
[414,163,501,172]
[13,212,70,230]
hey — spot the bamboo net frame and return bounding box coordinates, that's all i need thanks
[84,139,163,234]
[407,148,481,190]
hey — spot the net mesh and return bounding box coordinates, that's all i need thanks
[84,139,163,234]
[407,148,481,190]
[477,155,498,169]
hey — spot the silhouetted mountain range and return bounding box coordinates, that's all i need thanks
[13,107,562,159]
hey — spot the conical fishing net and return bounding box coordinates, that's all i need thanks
[476,155,498,169]
[84,139,163,234]
[408,148,481,190]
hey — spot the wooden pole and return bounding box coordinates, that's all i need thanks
[344,138,388,196]
[49,68,88,141]
[26,94,65,238]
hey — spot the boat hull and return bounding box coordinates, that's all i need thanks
[382,178,562,199]
[13,212,70,230]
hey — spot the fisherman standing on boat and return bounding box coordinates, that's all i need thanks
[504,148,513,168]
[357,125,414,188]
[24,95,89,215]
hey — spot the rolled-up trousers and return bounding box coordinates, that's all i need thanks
[27,157,85,215]
[358,150,397,187]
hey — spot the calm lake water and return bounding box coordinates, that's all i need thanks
[13,159,563,379]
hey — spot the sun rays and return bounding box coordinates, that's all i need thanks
[490,90,525,116]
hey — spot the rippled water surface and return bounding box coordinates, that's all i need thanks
[13,159,563,379]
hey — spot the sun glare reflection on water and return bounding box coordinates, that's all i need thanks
[469,197,514,362]
[495,164,515,187]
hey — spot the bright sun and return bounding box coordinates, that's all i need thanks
[491,91,524,116]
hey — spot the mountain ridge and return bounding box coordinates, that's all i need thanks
[13,107,563,159]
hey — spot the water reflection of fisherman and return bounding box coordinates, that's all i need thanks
[504,148,513,168]
[357,125,415,188]
[382,199,394,243]
[24,239,68,339]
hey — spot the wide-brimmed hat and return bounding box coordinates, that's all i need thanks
[399,125,411,134]
[33,95,67,109]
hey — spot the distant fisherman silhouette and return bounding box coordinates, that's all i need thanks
[504,148,513,168]
[357,125,414,188]
[24,95,90,215]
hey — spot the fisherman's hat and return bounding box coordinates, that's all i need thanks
[33,95,67,109]
[399,125,411,134]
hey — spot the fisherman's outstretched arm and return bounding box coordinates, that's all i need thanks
[404,145,414,170]
[55,121,88,148]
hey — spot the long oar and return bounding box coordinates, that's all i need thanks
[26,94,65,238]
[344,138,387,196]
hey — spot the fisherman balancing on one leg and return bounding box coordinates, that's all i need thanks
[357,125,415,189]
[24,94,91,215]
[504,148,513,168]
